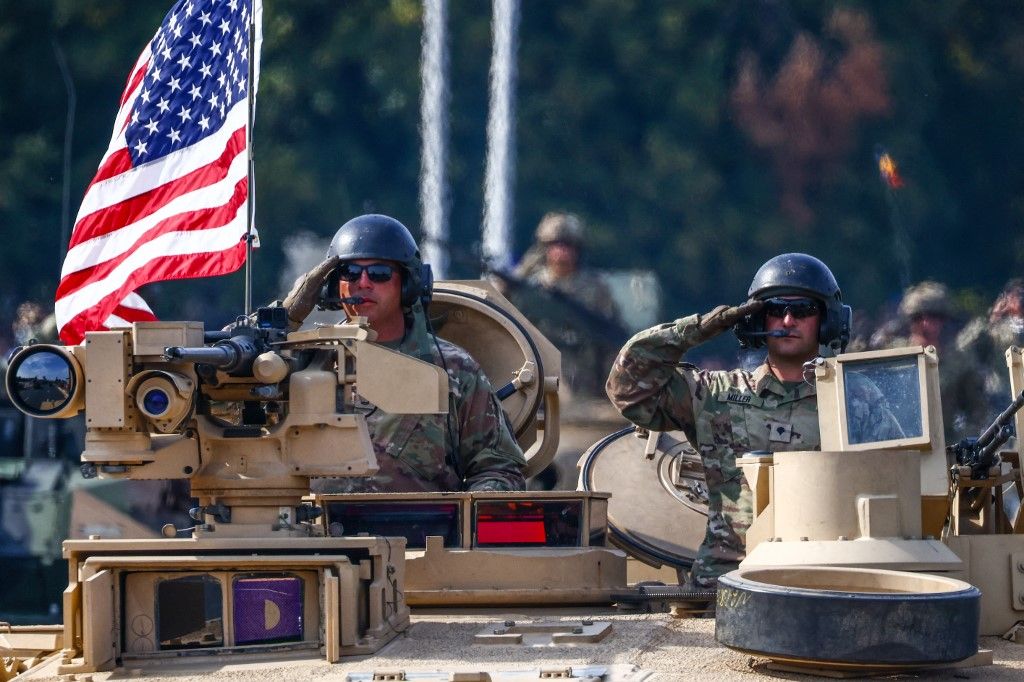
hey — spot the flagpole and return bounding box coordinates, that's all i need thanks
[244,4,257,316]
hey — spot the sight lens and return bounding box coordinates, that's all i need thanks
[143,388,170,416]
[7,347,76,416]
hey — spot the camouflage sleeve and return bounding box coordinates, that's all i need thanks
[453,362,527,492]
[605,314,706,435]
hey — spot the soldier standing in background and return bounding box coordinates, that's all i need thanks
[509,212,626,397]
[957,278,1024,409]
[873,281,988,438]
[516,212,622,325]
[606,253,901,589]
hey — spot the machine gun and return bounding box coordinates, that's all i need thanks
[948,389,1024,480]
[3,313,448,536]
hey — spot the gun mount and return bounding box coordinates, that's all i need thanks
[949,390,1024,480]
[6,317,448,538]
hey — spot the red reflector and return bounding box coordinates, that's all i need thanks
[477,519,546,544]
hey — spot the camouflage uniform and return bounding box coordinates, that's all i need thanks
[528,268,621,325]
[871,282,991,438]
[956,315,1024,419]
[313,305,526,494]
[606,313,901,587]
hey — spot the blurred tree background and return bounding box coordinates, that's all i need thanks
[2,0,1023,341]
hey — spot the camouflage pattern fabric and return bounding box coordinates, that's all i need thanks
[312,305,526,494]
[957,315,1024,415]
[605,313,902,588]
[529,267,622,325]
[605,313,819,587]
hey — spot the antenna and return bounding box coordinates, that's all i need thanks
[244,4,259,316]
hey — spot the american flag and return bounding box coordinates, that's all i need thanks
[55,0,262,345]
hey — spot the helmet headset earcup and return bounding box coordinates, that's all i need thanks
[400,263,433,308]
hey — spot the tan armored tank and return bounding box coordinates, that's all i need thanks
[5,285,1024,680]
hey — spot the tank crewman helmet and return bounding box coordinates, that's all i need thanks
[320,214,433,310]
[736,252,852,351]
[898,281,952,319]
[535,212,584,246]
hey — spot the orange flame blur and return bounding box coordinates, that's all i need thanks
[878,152,904,189]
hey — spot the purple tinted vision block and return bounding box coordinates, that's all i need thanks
[232,576,303,645]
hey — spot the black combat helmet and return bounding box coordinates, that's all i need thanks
[737,253,852,351]
[321,214,432,309]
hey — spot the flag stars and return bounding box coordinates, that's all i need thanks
[121,2,251,164]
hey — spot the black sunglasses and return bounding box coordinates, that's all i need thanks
[337,262,397,283]
[763,297,820,319]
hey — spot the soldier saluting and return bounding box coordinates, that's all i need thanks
[283,214,526,494]
[606,254,898,589]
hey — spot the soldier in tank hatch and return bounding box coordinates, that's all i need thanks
[606,253,901,589]
[280,214,526,493]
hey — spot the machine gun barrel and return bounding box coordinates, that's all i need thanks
[164,345,237,366]
[164,334,264,375]
[951,389,1024,479]
[976,390,1024,451]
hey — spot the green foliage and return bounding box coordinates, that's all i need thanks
[2,0,1023,336]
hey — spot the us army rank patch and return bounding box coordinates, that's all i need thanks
[767,420,793,443]
[725,391,752,404]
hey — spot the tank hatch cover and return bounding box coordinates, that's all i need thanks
[579,427,707,570]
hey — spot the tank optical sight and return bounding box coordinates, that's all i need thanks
[4,344,84,418]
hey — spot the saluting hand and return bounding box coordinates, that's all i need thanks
[697,299,764,341]
[282,255,341,330]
